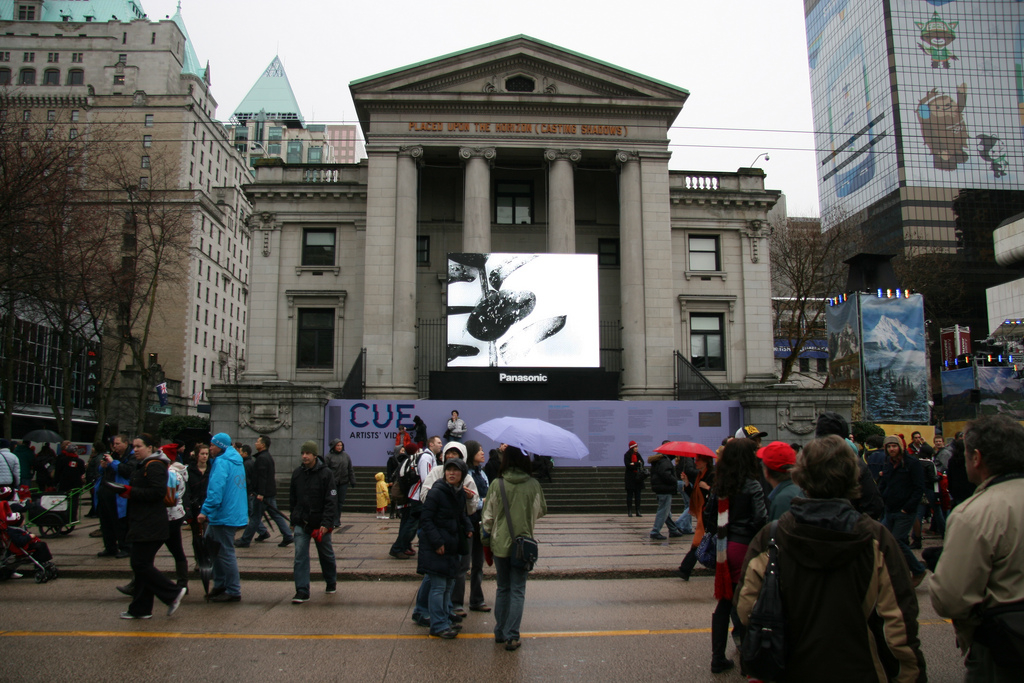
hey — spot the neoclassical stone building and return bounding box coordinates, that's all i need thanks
[214,35,787,447]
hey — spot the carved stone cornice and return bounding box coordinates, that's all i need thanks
[544,148,582,163]
[284,290,347,318]
[745,219,767,264]
[678,294,737,323]
[246,211,278,257]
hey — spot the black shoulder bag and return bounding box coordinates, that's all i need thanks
[740,519,786,680]
[971,472,1024,667]
[499,479,538,571]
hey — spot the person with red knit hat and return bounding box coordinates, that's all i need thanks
[623,440,645,517]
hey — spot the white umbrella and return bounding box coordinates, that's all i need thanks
[474,417,589,460]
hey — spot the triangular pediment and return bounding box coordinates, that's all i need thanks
[350,35,688,102]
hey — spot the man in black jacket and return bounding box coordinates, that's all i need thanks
[237,436,293,548]
[878,435,928,585]
[648,452,683,540]
[290,440,337,603]
[814,412,885,519]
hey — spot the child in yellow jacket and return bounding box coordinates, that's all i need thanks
[375,472,390,519]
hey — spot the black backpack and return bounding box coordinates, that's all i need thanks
[397,452,422,497]
[741,520,786,680]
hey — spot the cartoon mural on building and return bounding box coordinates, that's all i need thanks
[916,12,959,69]
[976,134,1009,178]
[917,84,969,170]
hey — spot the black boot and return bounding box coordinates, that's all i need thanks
[628,506,633,517]
[634,508,642,517]
[711,599,733,672]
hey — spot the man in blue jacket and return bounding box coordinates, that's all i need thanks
[198,432,248,602]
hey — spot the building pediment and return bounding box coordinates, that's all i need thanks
[350,35,688,108]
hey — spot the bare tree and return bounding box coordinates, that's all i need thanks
[770,212,856,384]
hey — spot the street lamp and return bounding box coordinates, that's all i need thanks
[749,152,770,167]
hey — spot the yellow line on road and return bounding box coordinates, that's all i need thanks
[0,620,950,642]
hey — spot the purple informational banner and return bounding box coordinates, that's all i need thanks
[324,399,742,468]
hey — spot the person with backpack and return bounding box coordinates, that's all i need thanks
[389,436,442,559]
[913,446,945,546]
[117,433,187,619]
[735,435,925,681]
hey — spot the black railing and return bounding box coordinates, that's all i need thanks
[339,348,365,399]
[674,351,726,400]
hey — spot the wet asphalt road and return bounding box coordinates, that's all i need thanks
[1,575,966,682]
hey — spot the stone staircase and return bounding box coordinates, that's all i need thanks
[276,466,634,515]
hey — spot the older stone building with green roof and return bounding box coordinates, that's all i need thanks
[1,0,251,435]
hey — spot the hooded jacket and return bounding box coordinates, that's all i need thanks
[200,446,248,526]
[324,443,356,488]
[736,498,925,682]
[375,472,390,508]
[648,453,678,495]
[878,445,925,515]
[481,467,547,558]
[417,458,471,578]
[289,456,337,532]
[418,442,480,514]
[125,454,170,543]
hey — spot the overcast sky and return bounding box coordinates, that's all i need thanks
[145,0,820,216]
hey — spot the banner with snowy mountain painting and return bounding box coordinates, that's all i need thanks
[976,367,1024,419]
[859,293,929,423]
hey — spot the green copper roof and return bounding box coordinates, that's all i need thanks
[171,3,207,81]
[233,56,305,126]
[0,0,147,21]
[350,34,689,96]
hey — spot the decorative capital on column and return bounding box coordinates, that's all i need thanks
[459,147,496,161]
[544,148,582,164]
[398,145,423,159]
[615,150,639,165]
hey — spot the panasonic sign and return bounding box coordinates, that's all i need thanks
[499,372,548,384]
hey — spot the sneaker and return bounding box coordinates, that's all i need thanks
[167,586,187,616]
[429,628,459,639]
[325,584,337,594]
[233,541,251,548]
[411,614,430,627]
[649,533,667,540]
[210,593,241,603]
[470,603,491,612]
[403,549,416,556]
[291,592,310,604]
[120,612,152,620]
[89,528,104,537]
[453,607,467,618]
[389,551,410,560]
[278,538,294,548]
[505,638,522,651]
[668,531,685,538]
[255,533,271,543]
[115,550,131,559]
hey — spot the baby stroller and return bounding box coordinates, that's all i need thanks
[1,495,59,583]
[30,483,89,538]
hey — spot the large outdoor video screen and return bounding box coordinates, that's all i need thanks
[446,253,599,367]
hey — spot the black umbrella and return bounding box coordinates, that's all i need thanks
[23,429,62,443]
[195,522,218,597]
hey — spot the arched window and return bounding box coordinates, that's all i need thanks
[67,69,84,85]
[505,75,535,92]
[43,69,60,85]
[19,68,36,85]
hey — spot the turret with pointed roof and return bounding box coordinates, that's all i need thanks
[233,56,305,128]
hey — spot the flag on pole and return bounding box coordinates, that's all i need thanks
[156,382,168,406]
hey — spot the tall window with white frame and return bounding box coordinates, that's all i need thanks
[296,309,334,369]
[690,313,724,370]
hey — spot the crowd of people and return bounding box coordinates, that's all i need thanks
[6,410,1023,680]
[621,414,1023,681]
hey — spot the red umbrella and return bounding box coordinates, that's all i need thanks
[653,441,717,458]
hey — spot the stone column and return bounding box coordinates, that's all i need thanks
[242,212,280,380]
[392,145,422,397]
[459,147,495,253]
[363,144,420,398]
[616,151,646,395]
[544,148,580,253]
[741,219,777,383]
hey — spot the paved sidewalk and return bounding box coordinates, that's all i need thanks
[41,512,943,582]
[43,512,712,581]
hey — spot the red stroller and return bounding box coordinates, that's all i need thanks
[1,491,59,583]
